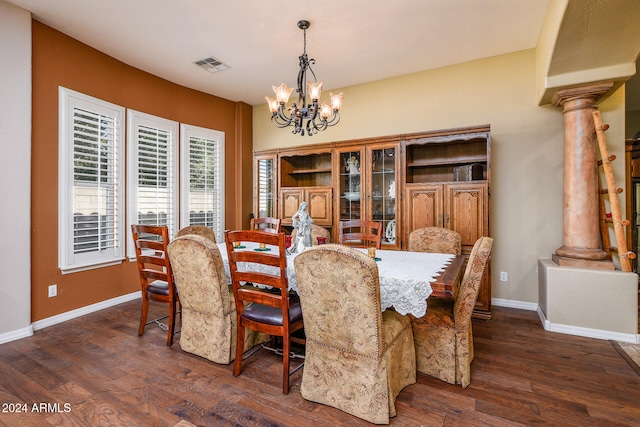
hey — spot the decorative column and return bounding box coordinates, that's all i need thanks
[552,82,614,270]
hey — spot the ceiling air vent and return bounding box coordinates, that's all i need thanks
[195,56,230,73]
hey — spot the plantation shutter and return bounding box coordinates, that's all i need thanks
[180,124,225,242]
[59,87,125,273]
[126,111,178,257]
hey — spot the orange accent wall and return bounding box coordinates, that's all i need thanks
[31,21,252,321]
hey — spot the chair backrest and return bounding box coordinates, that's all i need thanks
[408,226,461,255]
[339,219,382,249]
[453,236,493,327]
[174,224,217,243]
[291,224,331,245]
[250,217,282,234]
[130,224,175,295]
[224,229,289,316]
[167,234,230,316]
[339,219,383,249]
[294,244,383,358]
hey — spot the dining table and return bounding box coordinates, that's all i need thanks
[216,242,465,318]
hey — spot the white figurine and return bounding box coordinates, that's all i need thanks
[388,179,396,199]
[385,219,396,244]
[289,201,313,254]
[346,156,360,174]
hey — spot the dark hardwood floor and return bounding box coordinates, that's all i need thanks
[1,301,639,426]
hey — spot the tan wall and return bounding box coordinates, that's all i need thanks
[31,21,252,321]
[253,48,628,305]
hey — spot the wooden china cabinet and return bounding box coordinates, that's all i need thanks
[333,142,401,249]
[403,125,491,318]
[277,149,333,227]
[253,124,491,318]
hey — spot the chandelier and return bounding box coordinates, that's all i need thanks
[265,20,344,136]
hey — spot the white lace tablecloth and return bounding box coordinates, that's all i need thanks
[217,243,454,318]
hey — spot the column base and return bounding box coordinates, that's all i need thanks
[552,254,615,270]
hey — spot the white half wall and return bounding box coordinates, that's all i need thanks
[0,1,32,340]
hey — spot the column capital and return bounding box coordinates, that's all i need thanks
[552,82,614,108]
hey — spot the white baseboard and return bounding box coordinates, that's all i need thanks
[0,325,34,345]
[493,298,639,344]
[32,291,141,332]
[536,305,639,344]
[492,298,538,311]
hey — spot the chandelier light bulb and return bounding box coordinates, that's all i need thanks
[307,81,323,101]
[330,92,344,111]
[265,96,279,113]
[273,83,294,104]
[319,102,332,119]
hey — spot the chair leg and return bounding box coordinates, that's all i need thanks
[233,318,245,377]
[282,334,290,394]
[138,292,149,336]
[166,299,176,346]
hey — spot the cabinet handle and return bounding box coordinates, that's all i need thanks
[438,214,443,227]
[445,213,450,224]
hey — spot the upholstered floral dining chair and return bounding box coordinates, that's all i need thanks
[408,226,462,255]
[294,244,416,424]
[410,236,493,388]
[291,223,330,246]
[174,224,217,242]
[167,234,268,364]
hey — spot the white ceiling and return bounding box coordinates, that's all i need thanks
[8,0,552,106]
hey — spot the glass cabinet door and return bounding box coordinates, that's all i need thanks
[337,148,363,223]
[369,146,398,247]
[254,155,276,219]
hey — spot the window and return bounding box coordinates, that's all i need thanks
[58,87,125,273]
[126,110,178,258]
[180,124,225,242]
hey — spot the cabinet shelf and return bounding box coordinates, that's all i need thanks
[407,156,487,168]
[288,168,332,175]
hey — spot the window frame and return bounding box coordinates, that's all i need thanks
[179,123,225,242]
[126,110,179,259]
[58,87,125,274]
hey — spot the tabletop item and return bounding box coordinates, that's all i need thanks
[289,201,313,254]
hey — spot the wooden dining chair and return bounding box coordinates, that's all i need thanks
[167,234,268,363]
[338,219,383,249]
[294,244,416,424]
[131,224,180,346]
[224,229,304,394]
[410,236,493,388]
[250,217,281,234]
[408,226,461,255]
[174,224,217,242]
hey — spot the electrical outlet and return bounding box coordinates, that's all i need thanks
[48,284,57,298]
[499,272,508,282]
